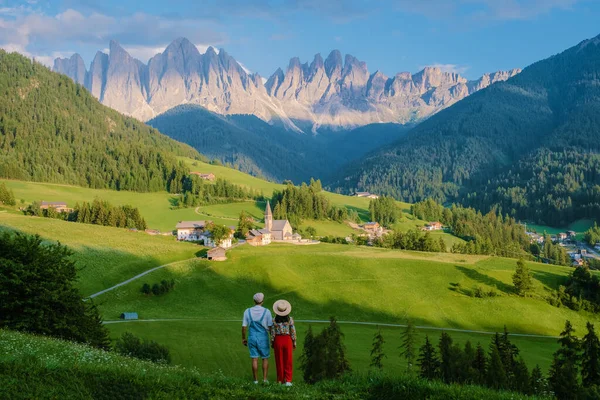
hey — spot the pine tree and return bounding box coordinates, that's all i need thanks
[513,258,533,295]
[582,322,600,387]
[486,342,508,390]
[417,335,440,380]
[438,332,456,383]
[530,365,547,396]
[370,329,386,370]
[513,357,531,395]
[322,316,351,379]
[300,325,321,383]
[399,320,416,372]
[473,343,487,384]
[549,320,581,400]
[499,326,519,384]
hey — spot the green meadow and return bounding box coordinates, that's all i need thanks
[87,242,598,380]
[525,218,594,240]
[0,212,200,296]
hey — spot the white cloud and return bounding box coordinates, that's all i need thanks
[420,63,471,75]
[0,7,226,67]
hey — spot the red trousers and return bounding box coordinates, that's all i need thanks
[273,335,293,383]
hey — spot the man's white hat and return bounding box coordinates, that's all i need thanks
[253,292,264,304]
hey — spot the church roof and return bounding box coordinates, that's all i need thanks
[271,220,290,231]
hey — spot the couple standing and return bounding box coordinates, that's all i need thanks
[241,293,296,386]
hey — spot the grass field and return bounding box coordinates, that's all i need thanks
[0,329,541,400]
[106,320,559,379]
[89,242,599,380]
[0,212,200,296]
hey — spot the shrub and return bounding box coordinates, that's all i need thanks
[114,332,171,364]
[143,280,176,296]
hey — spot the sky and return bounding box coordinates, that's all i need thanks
[0,0,599,80]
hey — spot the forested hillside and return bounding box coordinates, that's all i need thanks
[330,34,600,226]
[149,105,409,183]
[0,51,200,192]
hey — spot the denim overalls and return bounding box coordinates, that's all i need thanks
[247,308,270,359]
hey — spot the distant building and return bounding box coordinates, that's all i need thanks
[207,247,227,261]
[120,312,138,320]
[355,192,380,199]
[363,222,383,236]
[558,233,568,242]
[145,229,160,235]
[40,201,72,213]
[567,230,577,238]
[263,201,294,241]
[201,230,234,249]
[190,172,216,181]
[176,220,210,241]
[424,222,443,231]
[246,229,272,246]
[573,258,585,267]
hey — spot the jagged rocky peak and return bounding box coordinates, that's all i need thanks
[325,50,343,78]
[53,53,87,85]
[51,39,521,129]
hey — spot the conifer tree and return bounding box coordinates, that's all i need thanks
[473,343,487,384]
[439,332,456,383]
[530,365,548,396]
[300,325,320,383]
[322,317,351,379]
[549,320,581,400]
[513,357,531,395]
[399,320,416,372]
[513,258,533,295]
[500,326,519,383]
[417,335,440,380]
[486,343,508,390]
[370,329,386,370]
[582,322,600,387]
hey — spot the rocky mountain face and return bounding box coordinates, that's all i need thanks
[53,38,520,132]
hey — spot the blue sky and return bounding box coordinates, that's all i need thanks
[0,0,598,79]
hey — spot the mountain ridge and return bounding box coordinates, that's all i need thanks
[53,38,520,132]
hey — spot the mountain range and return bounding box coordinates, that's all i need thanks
[53,37,520,132]
[330,34,600,226]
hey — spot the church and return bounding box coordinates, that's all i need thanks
[264,200,293,240]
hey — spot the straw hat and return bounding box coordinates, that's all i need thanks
[273,299,292,316]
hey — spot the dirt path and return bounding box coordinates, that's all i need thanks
[87,258,198,299]
[102,318,559,339]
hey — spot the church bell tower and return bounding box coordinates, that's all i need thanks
[265,201,273,231]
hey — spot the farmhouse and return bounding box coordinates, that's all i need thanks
[567,230,577,239]
[190,172,216,181]
[176,221,210,241]
[40,201,72,213]
[363,222,383,235]
[264,201,294,241]
[355,192,380,199]
[201,230,234,249]
[558,232,568,242]
[246,229,272,246]
[424,222,443,231]
[207,247,227,261]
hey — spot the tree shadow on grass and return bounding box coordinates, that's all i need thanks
[531,270,569,292]
[346,205,370,222]
[455,265,514,294]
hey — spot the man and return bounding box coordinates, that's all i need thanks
[242,292,273,383]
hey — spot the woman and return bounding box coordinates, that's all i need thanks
[271,299,296,386]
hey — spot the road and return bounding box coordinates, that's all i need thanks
[103,318,560,339]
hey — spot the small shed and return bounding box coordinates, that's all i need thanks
[120,312,138,320]
[207,247,227,261]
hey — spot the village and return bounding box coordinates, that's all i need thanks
[526,229,600,266]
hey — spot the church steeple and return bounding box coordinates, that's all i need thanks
[265,200,273,231]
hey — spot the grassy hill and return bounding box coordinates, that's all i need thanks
[1,209,591,381]
[0,329,541,399]
[1,162,457,242]
[89,242,598,378]
[0,212,200,296]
